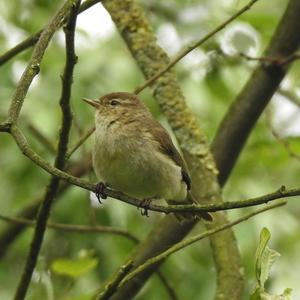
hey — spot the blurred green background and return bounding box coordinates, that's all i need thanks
[1,0,300,299]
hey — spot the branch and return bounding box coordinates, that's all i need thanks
[0,155,92,259]
[278,88,300,108]
[0,31,42,66]
[26,122,56,154]
[265,108,300,161]
[240,52,300,66]
[133,0,259,94]
[66,125,95,159]
[100,0,248,298]
[13,2,81,299]
[156,271,179,300]
[7,1,76,124]
[0,0,101,66]
[0,214,138,243]
[10,123,300,215]
[98,1,300,299]
[97,260,134,300]
[212,0,300,185]
[10,125,95,190]
[118,202,285,288]
[0,121,11,132]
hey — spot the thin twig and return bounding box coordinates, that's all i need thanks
[26,123,56,154]
[239,52,300,66]
[119,202,286,287]
[7,1,77,124]
[66,126,95,159]
[0,214,138,243]
[13,2,81,299]
[156,270,179,300]
[0,32,42,66]
[96,260,134,300]
[278,89,300,109]
[0,155,92,259]
[0,0,102,66]
[133,0,259,94]
[265,108,300,161]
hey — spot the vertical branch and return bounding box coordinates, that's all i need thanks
[100,1,243,299]
[13,1,81,299]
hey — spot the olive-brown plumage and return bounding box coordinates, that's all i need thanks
[83,92,212,221]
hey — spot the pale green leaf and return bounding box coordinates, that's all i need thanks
[255,227,271,283]
[255,227,280,287]
[260,246,280,288]
[51,257,98,278]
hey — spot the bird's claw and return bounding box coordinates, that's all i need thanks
[138,199,152,217]
[95,182,107,203]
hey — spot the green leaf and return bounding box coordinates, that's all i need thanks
[255,227,280,288]
[250,228,293,300]
[260,246,280,289]
[51,257,98,278]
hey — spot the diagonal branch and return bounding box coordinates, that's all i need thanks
[0,0,102,66]
[66,126,95,159]
[0,156,92,259]
[118,201,285,288]
[134,0,259,94]
[7,0,76,124]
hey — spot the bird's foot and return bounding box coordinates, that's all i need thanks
[138,198,152,217]
[95,182,107,203]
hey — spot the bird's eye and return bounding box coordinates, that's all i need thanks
[110,100,119,106]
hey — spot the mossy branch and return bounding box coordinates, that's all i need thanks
[102,0,245,299]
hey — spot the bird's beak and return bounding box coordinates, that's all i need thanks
[82,98,99,108]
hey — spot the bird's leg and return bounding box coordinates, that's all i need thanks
[137,198,154,217]
[95,182,107,203]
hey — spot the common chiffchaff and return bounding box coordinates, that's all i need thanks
[83,92,212,221]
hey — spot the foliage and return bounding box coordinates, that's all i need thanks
[1,0,300,299]
[250,227,292,300]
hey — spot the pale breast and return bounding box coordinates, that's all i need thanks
[93,126,187,201]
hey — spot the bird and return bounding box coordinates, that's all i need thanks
[82,92,212,222]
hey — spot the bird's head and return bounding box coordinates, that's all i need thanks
[82,92,149,125]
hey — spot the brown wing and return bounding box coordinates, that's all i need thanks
[147,120,213,222]
[149,120,191,190]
